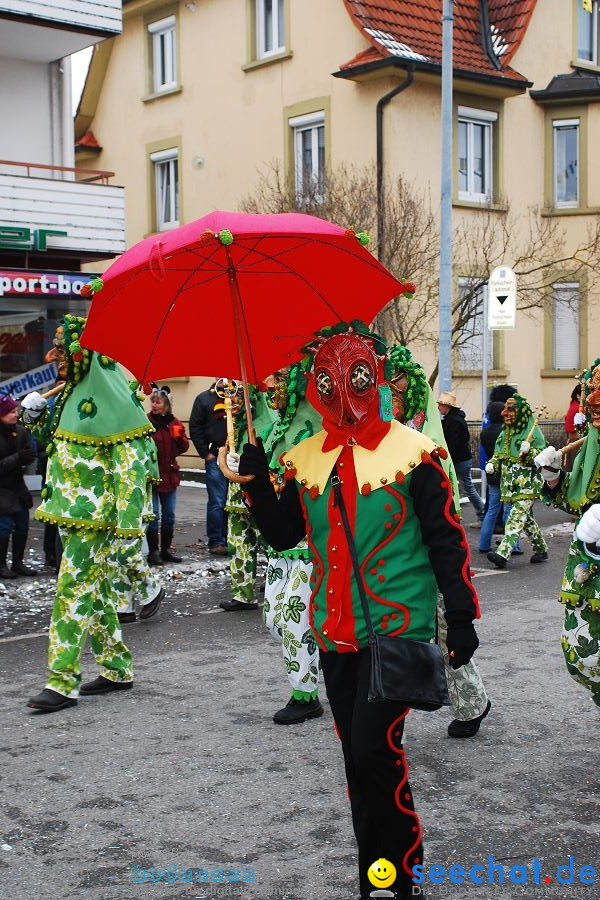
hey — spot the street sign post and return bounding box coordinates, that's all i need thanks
[488,266,517,330]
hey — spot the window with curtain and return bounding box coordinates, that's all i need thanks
[289,112,325,200]
[553,119,580,208]
[256,0,285,58]
[457,106,497,202]
[150,148,179,231]
[148,16,176,93]
[577,0,600,64]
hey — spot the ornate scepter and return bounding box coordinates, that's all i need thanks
[215,378,254,484]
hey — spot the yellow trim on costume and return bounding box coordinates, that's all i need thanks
[282,420,436,494]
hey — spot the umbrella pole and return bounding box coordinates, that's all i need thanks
[227,261,256,446]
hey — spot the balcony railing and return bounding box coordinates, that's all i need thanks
[0,159,114,186]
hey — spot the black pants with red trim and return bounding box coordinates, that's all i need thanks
[320,648,423,900]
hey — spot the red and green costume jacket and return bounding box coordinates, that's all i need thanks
[243,420,480,653]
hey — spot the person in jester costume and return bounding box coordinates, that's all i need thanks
[535,360,600,708]
[22,315,161,713]
[222,384,276,612]
[237,322,481,900]
[388,345,491,739]
[485,393,549,570]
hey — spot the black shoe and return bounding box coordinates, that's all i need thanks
[273,697,324,725]
[0,564,17,579]
[140,586,165,620]
[79,676,133,695]
[511,548,524,556]
[27,688,77,712]
[487,551,507,569]
[530,551,548,564]
[147,550,164,566]
[478,548,492,553]
[160,548,182,563]
[11,562,39,576]
[118,611,136,624]
[44,554,57,568]
[219,598,258,611]
[447,699,491,738]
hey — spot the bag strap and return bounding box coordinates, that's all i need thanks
[331,469,377,645]
[330,467,438,645]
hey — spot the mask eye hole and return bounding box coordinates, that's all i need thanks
[316,370,333,398]
[350,363,374,394]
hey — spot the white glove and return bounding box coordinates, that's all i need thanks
[226,451,240,474]
[576,504,600,545]
[21,391,47,411]
[574,411,587,427]
[520,440,530,454]
[20,391,48,424]
[485,462,495,475]
[533,446,562,481]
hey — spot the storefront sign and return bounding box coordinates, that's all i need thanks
[0,270,97,298]
[0,361,58,398]
[0,226,68,251]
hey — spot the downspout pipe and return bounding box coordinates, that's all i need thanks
[376,63,415,261]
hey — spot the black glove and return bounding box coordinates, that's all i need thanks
[445,623,479,669]
[238,438,270,484]
[18,447,36,465]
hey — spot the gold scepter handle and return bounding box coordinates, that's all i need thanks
[521,405,547,457]
[215,380,254,484]
[559,435,586,456]
[41,382,66,400]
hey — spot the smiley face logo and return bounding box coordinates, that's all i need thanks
[367,858,397,889]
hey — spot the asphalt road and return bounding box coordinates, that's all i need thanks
[0,486,598,900]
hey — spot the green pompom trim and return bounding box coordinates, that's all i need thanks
[90,277,104,292]
[219,229,234,245]
[355,231,370,246]
[53,422,154,447]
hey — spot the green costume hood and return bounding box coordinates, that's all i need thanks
[493,394,545,459]
[567,359,600,508]
[262,358,322,470]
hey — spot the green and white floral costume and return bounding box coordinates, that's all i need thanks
[261,361,324,701]
[226,389,277,605]
[541,360,600,707]
[389,345,489,722]
[29,316,158,697]
[487,394,548,560]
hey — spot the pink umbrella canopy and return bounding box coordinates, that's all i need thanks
[80,210,414,385]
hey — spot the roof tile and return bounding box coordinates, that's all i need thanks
[341,0,537,82]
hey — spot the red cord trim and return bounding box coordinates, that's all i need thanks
[386,710,422,879]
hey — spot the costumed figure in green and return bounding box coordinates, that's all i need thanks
[388,345,491,737]
[485,393,548,569]
[237,322,481,899]
[535,360,600,707]
[222,385,276,612]
[22,316,160,713]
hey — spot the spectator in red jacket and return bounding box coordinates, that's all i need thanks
[564,384,582,472]
[147,385,190,565]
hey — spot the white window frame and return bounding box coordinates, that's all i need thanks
[150,148,179,231]
[577,0,599,65]
[289,111,325,200]
[456,278,495,371]
[256,0,285,59]
[457,105,497,203]
[552,282,580,370]
[148,15,177,93]
[553,118,580,209]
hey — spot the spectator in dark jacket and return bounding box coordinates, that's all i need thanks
[438,391,485,520]
[147,385,190,565]
[0,395,37,578]
[189,381,231,555]
[478,401,505,553]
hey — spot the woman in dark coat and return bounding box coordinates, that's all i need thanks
[0,395,37,577]
[147,385,190,564]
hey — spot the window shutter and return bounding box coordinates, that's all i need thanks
[553,285,580,369]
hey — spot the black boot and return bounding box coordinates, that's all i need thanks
[0,536,16,579]
[160,526,182,563]
[147,529,163,566]
[11,531,38,576]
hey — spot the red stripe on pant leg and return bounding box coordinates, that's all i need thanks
[387,711,422,879]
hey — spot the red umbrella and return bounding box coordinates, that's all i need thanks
[81,210,413,436]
